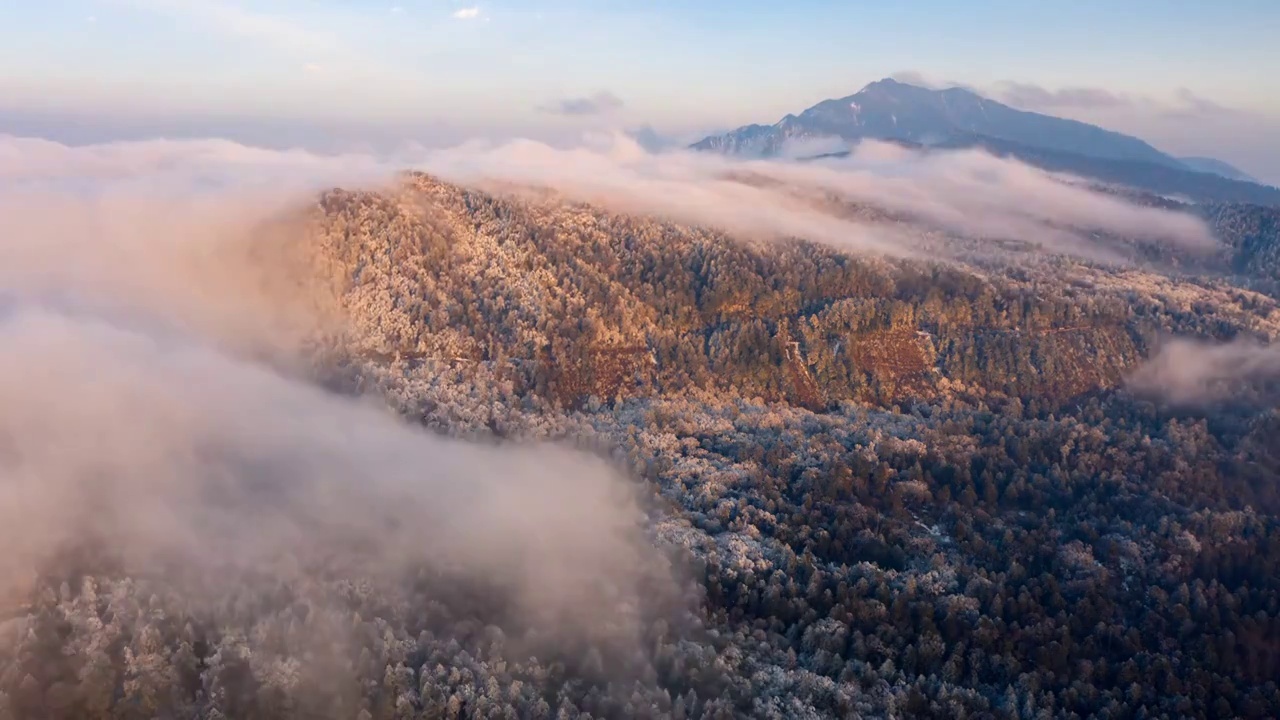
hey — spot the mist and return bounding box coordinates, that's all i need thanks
[1127,336,1280,405]
[0,127,1227,628]
[0,132,679,677]
[422,133,1218,264]
[2,131,1218,274]
[0,123,1256,717]
[0,302,654,625]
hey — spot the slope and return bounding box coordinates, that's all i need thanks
[692,78,1280,205]
[305,173,1280,415]
[1180,156,1260,183]
[692,78,1180,166]
[5,172,1280,719]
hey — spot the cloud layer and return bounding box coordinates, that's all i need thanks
[0,130,1218,278]
[887,69,1280,184]
[889,69,1244,118]
[0,301,654,627]
[1128,336,1280,405]
[541,91,626,117]
[0,133,670,651]
[995,81,1132,111]
[422,133,1216,264]
[0,128,1234,667]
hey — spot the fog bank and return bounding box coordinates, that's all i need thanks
[1128,336,1280,405]
[0,132,666,651]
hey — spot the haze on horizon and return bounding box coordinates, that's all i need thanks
[3,0,1280,183]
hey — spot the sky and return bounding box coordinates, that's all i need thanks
[2,0,1280,180]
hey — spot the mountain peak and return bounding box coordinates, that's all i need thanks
[857,77,907,92]
[852,77,939,100]
[695,79,1183,169]
[689,81,1280,203]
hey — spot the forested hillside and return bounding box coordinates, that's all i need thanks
[2,174,1279,719]
[1205,202,1280,296]
[311,174,1278,412]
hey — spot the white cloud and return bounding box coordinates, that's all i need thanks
[0,132,1224,613]
[888,69,1280,183]
[421,133,1216,263]
[0,132,1228,605]
[452,6,480,20]
[540,91,626,117]
[1128,337,1280,405]
[0,131,1216,281]
[0,132,663,633]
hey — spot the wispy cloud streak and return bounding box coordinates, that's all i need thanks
[1129,336,1280,404]
[0,131,1217,270]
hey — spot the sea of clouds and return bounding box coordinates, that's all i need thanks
[0,128,1258,630]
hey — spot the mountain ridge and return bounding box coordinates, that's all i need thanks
[692,78,1179,165]
[4,167,1280,718]
[798,134,1280,206]
[692,78,1279,205]
[1178,155,1259,183]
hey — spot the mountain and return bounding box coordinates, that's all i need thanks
[1179,155,1259,183]
[6,171,1280,718]
[693,78,1280,205]
[692,78,1180,166]
[313,174,1280,407]
[804,134,1280,206]
[627,124,734,153]
[625,124,677,153]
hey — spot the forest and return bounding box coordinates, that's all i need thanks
[1,172,1278,719]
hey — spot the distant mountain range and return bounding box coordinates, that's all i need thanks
[690,78,1279,205]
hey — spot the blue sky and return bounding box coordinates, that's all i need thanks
[2,1,1279,178]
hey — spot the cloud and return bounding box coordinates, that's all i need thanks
[981,81,1279,182]
[1161,88,1250,120]
[0,134,401,191]
[0,130,1228,656]
[541,91,626,117]
[0,131,671,660]
[888,70,960,90]
[0,132,1216,269]
[0,302,659,634]
[422,133,1216,264]
[986,80,1257,125]
[890,70,1246,118]
[888,70,935,88]
[452,6,480,19]
[881,71,1280,181]
[1128,337,1280,405]
[776,135,849,160]
[0,135,406,366]
[995,81,1132,110]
